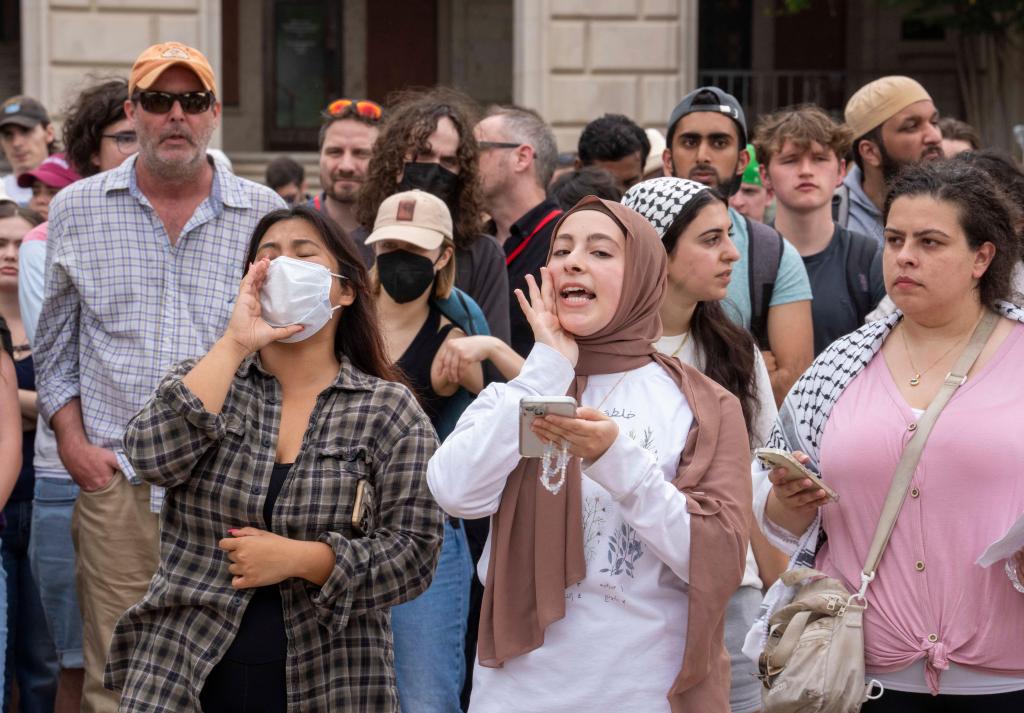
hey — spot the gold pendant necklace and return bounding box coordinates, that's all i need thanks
[669,331,691,358]
[899,314,980,387]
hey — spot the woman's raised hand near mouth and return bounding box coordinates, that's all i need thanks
[515,267,579,367]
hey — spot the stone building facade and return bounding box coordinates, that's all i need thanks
[8,0,961,166]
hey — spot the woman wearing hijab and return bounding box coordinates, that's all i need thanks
[623,177,787,713]
[427,196,751,712]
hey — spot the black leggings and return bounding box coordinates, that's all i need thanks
[861,687,1024,713]
[199,658,286,713]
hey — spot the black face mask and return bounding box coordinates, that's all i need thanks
[398,162,459,209]
[376,249,437,304]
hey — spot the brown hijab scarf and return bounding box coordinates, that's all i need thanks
[478,196,753,712]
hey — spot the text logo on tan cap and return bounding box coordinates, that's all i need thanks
[161,46,190,60]
[397,200,416,222]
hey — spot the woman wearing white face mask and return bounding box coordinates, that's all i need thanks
[106,206,444,712]
[367,189,523,712]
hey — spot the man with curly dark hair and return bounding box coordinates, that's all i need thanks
[355,87,510,346]
[62,79,135,178]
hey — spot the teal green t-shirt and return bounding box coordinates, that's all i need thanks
[722,206,813,329]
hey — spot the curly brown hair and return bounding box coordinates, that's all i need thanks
[61,78,129,177]
[752,104,854,168]
[356,87,483,248]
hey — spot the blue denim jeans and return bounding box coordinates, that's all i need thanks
[29,478,84,669]
[391,519,472,713]
[1,499,59,713]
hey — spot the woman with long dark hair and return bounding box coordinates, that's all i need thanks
[106,206,443,712]
[623,177,787,713]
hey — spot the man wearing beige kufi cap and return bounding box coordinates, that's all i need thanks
[32,41,285,713]
[838,76,943,244]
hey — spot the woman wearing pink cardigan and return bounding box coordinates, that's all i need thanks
[753,160,1024,712]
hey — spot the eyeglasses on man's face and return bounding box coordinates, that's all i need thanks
[477,141,521,151]
[102,131,139,154]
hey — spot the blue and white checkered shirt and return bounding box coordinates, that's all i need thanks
[34,155,286,510]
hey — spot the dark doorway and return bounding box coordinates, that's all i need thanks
[698,0,752,73]
[697,0,754,111]
[0,0,21,103]
[366,1,439,103]
[264,0,344,150]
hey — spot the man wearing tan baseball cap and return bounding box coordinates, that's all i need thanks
[34,40,285,713]
[838,76,943,244]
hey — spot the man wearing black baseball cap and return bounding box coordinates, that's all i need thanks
[661,86,813,405]
[0,95,55,207]
[662,86,750,192]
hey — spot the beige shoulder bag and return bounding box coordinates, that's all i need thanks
[758,310,999,713]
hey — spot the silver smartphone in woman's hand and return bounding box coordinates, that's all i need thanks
[754,447,840,502]
[519,397,577,458]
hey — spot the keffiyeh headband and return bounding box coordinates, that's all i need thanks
[621,176,711,238]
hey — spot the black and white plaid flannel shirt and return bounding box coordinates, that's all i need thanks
[106,354,443,712]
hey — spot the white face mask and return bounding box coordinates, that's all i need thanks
[259,255,346,343]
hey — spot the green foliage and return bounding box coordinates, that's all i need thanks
[779,0,1024,37]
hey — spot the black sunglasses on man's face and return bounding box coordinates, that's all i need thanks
[134,90,215,115]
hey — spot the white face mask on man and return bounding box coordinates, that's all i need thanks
[259,255,346,343]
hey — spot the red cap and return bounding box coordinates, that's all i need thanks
[17,153,81,189]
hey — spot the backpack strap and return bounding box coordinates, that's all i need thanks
[831,184,850,227]
[842,228,879,323]
[746,216,784,349]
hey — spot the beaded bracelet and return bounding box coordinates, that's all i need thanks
[540,441,570,495]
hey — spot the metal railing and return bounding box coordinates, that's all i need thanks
[697,69,850,120]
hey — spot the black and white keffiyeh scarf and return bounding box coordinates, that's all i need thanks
[621,176,710,237]
[743,299,1024,660]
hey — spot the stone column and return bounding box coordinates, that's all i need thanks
[514,0,698,150]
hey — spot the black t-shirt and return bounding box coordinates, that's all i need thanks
[219,462,291,665]
[501,199,563,358]
[395,303,457,434]
[800,224,885,355]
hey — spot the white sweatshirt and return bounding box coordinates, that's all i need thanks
[428,343,694,713]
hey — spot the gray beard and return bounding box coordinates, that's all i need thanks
[140,150,208,183]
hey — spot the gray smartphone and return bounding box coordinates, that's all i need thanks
[518,397,577,458]
[754,447,840,502]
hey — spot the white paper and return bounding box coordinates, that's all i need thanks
[976,512,1024,567]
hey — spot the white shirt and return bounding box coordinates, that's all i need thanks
[654,331,777,590]
[428,344,694,713]
[2,174,31,206]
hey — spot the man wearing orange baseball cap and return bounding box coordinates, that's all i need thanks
[33,41,284,713]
